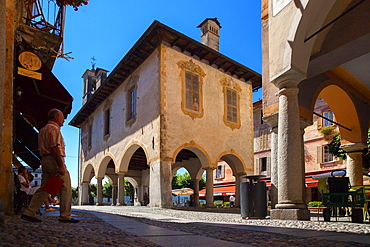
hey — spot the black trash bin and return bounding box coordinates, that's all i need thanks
[240,175,267,219]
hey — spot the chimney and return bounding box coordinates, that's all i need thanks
[197,18,221,52]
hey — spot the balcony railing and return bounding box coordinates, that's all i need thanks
[23,0,64,37]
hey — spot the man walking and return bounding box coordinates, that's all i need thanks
[21,109,78,223]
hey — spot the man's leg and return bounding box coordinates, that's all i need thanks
[59,169,72,220]
[23,177,50,218]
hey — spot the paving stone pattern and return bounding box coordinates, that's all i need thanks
[0,211,159,247]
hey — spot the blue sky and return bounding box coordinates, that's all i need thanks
[52,0,262,187]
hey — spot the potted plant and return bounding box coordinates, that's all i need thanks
[56,0,89,11]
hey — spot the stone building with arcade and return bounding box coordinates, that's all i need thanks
[70,19,261,208]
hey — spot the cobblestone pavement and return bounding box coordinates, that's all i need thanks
[0,210,159,247]
[1,206,370,246]
[79,206,370,246]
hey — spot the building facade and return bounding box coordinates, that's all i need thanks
[70,19,261,208]
[262,0,370,220]
[1,0,73,220]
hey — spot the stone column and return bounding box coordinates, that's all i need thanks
[96,177,103,206]
[341,143,367,186]
[263,113,278,209]
[81,182,89,205]
[111,184,117,206]
[192,178,200,207]
[0,0,15,217]
[205,168,215,207]
[149,160,172,207]
[271,71,309,220]
[117,174,125,206]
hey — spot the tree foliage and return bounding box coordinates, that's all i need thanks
[328,133,347,160]
[327,129,370,169]
[72,187,78,200]
[172,172,205,190]
[125,180,134,197]
[102,180,112,199]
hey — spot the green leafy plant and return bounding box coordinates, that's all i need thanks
[320,126,336,140]
[307,201,323,207]
[56,0,89,11]
[328,133,347,160]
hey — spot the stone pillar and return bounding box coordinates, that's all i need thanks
[96,177,103,206]
[205,168,215,207]
[263,113,278,209]
[342,143,367,186]
[111,184,117,206]
[81,182,89,205]
[192,178,200,207]
[271,71,310,220]
[149,160,172,207]
[117,174,125,206]
[0,0,15,217]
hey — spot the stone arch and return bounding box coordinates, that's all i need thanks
[125,177,139,188]
[312,84,362,144]
[172,141,212,169]
[287,1,350,77]
[217,151,248,176]
[118,140,149,174]
[82,163,95,183]
[96,153,117,178]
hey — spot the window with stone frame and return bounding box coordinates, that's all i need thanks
[317,145,334,163]
[177,59,205,119]
[216,164,225,179]
[185,72,200,112]
[87,124,92,148]
[323,111,334,127]
[127,87,137,122]
[323,145,334,163]
[226,88,238,123]
[221,78,241,129]
[104,108,110,137]
[260,157,267,172]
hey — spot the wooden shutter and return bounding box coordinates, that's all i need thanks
[317,115,322,129]
[317,146,323,164]
[267,157,271,176]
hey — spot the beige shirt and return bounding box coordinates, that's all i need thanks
[38,121,66,157]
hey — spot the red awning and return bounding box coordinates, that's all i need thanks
[199,185,235,197]
[14,60,73,130]
[265,177,319,188]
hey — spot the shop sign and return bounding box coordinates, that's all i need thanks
[18,51,42,80]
